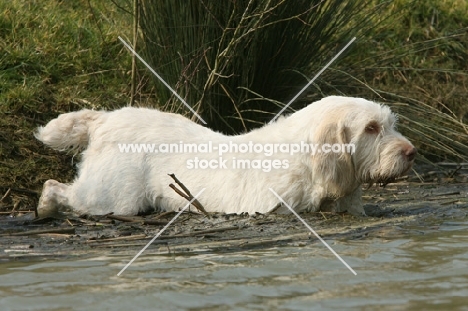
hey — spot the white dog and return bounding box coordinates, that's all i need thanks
[36,96,416,217]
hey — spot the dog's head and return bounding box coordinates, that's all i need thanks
[308,97,416,190]
[346,101,416,185]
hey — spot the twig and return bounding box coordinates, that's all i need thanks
[159,225,239,239]
[168,174,209,216]
[106,214,168,225]
[142,219,170,225]
[437,162,468,167]
[0,210,34,215]
[168,174,196,199]
[0,187,39,196]
[253,220,275,226]
[169,184,190,200]
[237,239,286,249]
[0,188,11,202]
[130,0,139,106]
[265,203,281,216]
[408,171,441,181]
[106,214,144,222]
[150,211,176,220]
[319,211,328,220]
[432,191,460,197]
[110,0,132,15]
[89,241,167,249]
[11,201,19,214]
[394,175,409,181]
[448,166,463,178]
[86,234,147,243]
[427,191,461,200]
[440,200,460,206]
[85,0,104,41]
[1,228,76,237]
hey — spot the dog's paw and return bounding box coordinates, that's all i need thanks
[36,179,62,218]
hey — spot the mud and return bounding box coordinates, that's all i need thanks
[1,171,467,262]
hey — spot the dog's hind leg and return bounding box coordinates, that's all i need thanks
[37,179,71,217]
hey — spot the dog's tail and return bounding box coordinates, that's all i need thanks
[35,109,104,153]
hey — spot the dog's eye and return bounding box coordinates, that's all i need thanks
[365,122,380,134]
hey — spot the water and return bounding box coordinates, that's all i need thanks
[1,220,467,311]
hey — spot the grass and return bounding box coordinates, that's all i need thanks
[0,0,467,211]
[0,0,132,209]
[0,0,132,112]
[344,0,468,163]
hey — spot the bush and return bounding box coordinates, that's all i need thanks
[137,0,468,162]
[138,0,386,132]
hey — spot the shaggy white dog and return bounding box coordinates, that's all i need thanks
[36,96,416,217]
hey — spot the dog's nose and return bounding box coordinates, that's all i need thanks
[403,146,417,161]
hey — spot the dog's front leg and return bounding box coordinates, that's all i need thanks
[334,187,366,216]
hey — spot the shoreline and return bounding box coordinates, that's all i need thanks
[1,180,467,262]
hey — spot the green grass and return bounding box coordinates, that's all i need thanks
[0,0,132,210]
[0,0,467,211]
[0,0,132,113]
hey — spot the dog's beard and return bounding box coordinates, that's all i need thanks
[361,169,407,188]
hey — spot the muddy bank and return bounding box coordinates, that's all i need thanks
[1,176,467,262]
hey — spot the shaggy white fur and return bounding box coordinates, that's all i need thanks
[36,96,416,217]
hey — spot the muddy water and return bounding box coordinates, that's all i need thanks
[1,219,467,311]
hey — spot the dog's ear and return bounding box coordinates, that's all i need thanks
[310,121,355,191]
[313,121,350,149]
